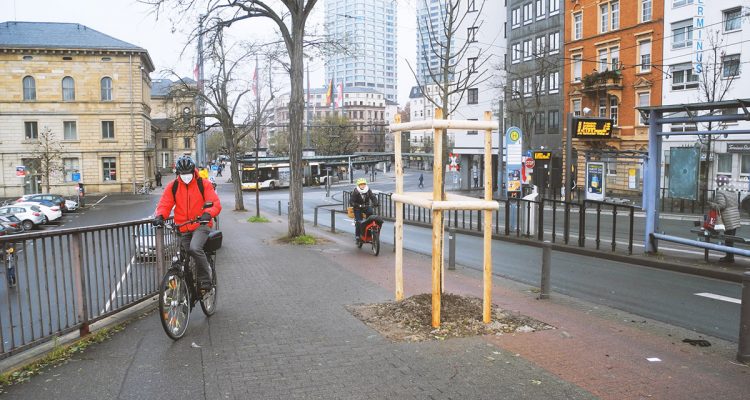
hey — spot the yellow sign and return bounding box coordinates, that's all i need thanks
[533,151,551,160]
[573,117,613,138]
[509,129,520,142]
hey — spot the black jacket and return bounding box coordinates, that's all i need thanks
[350,189,379,209]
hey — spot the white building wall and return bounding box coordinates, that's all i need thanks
[661,1,750,191]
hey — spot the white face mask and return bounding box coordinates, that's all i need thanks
[180,174,194,184]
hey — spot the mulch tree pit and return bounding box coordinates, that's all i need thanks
[347,293,555,342]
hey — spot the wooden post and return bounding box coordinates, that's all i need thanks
[432,109,444,328]
[394,114,404,301]
[482,111,493,323]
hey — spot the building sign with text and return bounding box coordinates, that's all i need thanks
[727,143,750,153]
[533,151,552,160]
[572,117,613,139]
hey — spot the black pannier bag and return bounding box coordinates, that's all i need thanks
[204,230,223,252]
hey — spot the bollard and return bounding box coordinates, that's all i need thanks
[278,200,281,215]
[393,224,396,253]
[738,271,750,363]
[330,209,336,233]
[314,207,318,227]
[448,227,456,270]
[539,242,551,299]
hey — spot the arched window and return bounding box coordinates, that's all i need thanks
[62,76,75,101]
[22,76,36,100]
[100,77,113,101]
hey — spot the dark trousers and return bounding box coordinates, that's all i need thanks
[180,225,212,282]
[724,228,737,259]
[354,207,373,238]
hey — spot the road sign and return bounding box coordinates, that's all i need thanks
[72,172,81,182]
[524,158,536,169]
[15,166,25,177]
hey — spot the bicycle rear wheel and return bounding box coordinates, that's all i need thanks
[200,256,217,316]
[371,228,380,256]
[159,270,190,340]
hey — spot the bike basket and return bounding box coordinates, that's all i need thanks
[204,230,223,252]
[347,206,354,218]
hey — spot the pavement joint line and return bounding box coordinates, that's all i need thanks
[694,292,742,304]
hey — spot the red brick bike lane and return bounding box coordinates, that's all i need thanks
[307,224,750,400]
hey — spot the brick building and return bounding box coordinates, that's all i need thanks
[563,0,663,195]
[0,21,155,196]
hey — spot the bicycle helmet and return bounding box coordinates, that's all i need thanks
[356,178,367,186]
[175,155,196,174]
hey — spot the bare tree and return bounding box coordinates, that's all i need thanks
[268,130,290,156]
[311,115,358,156]
[146,0,320,237]
[32,126,64,193]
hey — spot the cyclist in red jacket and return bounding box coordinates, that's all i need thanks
[154,155,221,290]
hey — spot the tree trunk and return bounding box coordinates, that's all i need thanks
[286,21,306,237]
[225,128,245,211]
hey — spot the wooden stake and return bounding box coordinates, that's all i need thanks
[432,108,444,328]
[483,111,493,323]
[394,114,404,301]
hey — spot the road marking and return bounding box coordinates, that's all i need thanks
[102,255,134,314]
[92,195,108,207]
[694,292,741,304]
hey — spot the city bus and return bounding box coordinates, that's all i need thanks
[240,162,323,190]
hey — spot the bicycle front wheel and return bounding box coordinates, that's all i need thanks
[159,270,190,340]
[371,228,380,256]
[200,256,217,316]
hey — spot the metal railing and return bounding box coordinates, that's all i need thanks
[0,219,177,358]
[342,191,636,255]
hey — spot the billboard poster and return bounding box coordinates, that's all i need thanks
[505,126,522,198]
[586,162,605,201]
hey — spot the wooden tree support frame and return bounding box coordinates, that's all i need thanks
[390,111,499,327]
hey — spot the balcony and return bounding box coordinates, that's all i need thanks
[581,70,623,94]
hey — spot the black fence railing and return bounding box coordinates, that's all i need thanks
[342,191,636,255]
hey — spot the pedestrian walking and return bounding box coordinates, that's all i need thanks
[418,173,424,188]
[155,170,162,187]
[217,164,223,177]
[709,185,741,263]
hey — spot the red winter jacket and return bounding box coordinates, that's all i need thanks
[155,170,221,233]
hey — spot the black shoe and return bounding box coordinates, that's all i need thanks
[718,256,735,264]
[199,280,213,291]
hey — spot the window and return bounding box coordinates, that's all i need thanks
[535,112,545,133]
[572,99,582,116]
[724,8,742,32]
[102,157,117,181]
[638,40,652,72]
[523,77,532,97]
[548,32,560,54]
[741,155,750,175]
[722,54,740,78]
[573,12,582,40]
[523,3,533,25]
[511,43,521,63]
[600,1,619,33]
[101,121,115,139]
[512,79,521,98]
[467,57,477,73]
[673,0,693,8]
[549,0,559,15]
[610,96,618,126]
[467,26,478,43]
[184,137,191,148]
[610,1,619,30]
[467,88,478,104]
[535,0,545,20]
[549,72,559,93]
[63,121,77,140]
[637,92,650,125]
[523,40,532,60]
[610,47,619,70]
[572,54,582,82]
[671,63,699,90]
[512,7,521,28]
[100,77,112,101]
[672,20,693,49]
[24,121,38,140]
[22,76,35,100]
[598,98,607,117]
[717,154,732,174]
[62,76,75,101]
[600,4,609,33]
[641,0,652,22]
[63,158,79,182]
[535,36,545,57]
[548,110,560,132]
[606,160,617,176]
[161,138,168,148]
[598,48,609,71]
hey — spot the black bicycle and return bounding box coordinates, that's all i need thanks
[157,207,222,340]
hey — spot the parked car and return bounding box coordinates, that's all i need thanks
[134,224,175,261]
[65,199,79,211]
[15,201,62,223]
[0,204,46,231]
[16,194,68,212]
[0,215,24,234]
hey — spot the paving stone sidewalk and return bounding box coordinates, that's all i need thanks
[5,193,750,399]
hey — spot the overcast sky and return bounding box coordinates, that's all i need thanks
[2,0,417,105]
